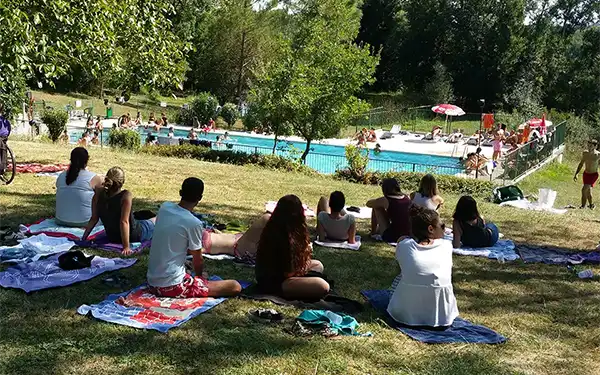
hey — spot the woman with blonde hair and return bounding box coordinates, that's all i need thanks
[82,167,155,255]
[410,174,444,211]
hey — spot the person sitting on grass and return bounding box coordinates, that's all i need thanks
[82,167,156,255]
[452,196,499,249]
[388,205,459,328]
[367,178,412,243]
[410,174,444,211]
[56,147,103,227]
[255,195,329,300]
[146,177,242,298]
[316,191,356,243]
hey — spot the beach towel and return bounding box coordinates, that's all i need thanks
[344,206,372,220]
[77,277,250,332]
[0,253,136,293]
[265,201,315,217]
[370,234,397,247]
[20,218,105,241]
[500,199,567,215]
[361,289,506,344]
[517,245,600,265]
[314,236,361,251]
[75,237,150,254]
[0,234,75,263]
[201,253,236,261]
[34,171,62,178]
[15,163,69,174]
[443,232,519,261]
[241,284,363,314]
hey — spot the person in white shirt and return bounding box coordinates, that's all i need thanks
[55,147,103,227]
[387,205,459,328]
[147,177,241,298]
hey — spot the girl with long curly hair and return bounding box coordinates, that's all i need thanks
[255,195,329,299]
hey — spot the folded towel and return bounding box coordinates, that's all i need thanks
[0,234,75,263]
[0,253,136,293]
[75,236,150,254]
[361,289,506,344]
[77,277,250,332]
[314,236,361,251]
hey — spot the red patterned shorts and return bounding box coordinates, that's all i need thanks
[149,273,209,298]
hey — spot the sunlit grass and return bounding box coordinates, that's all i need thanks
[0,141,599,375]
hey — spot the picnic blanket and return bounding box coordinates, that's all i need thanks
[75,237,150,254]
[0,234,75,263]
[517,245,600,265]
[265,201,315,217]
[15,163,69,174]
[77,277,250,332]
[0,253,136,293]
[314,236,362,251]
[500,199,567,215]
[20,218,105,241]
[443,232,519,261]
[361,289,506,344]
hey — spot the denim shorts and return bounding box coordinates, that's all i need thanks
[486,223,500,246]
[139,219,155,242]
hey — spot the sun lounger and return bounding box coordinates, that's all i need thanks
[380,125,401,140]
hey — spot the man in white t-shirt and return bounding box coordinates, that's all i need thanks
[147,177,242,298]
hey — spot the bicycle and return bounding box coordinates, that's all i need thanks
[0,138,15,185]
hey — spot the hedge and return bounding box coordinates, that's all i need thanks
[108,129,141,150]
[334,169,496,197]
[140,144,317,175]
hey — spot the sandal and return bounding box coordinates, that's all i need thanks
[248,309,284,324]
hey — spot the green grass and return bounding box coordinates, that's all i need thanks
[1,141,600,375]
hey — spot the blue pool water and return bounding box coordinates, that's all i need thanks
[70,127,464,175]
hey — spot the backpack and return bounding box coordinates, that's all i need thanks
[493,185,524,204]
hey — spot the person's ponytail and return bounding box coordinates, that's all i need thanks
[66,147,89,185]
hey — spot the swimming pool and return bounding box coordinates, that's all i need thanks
[70,127,464,175]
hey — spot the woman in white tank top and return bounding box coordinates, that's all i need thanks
[410,174,444,211]
[55,147,103,227]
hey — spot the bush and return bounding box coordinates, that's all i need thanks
[108,129,141,150]
[175,107,195,127]
[334,169,495,197]
[344,144,369,181]
[41,109,69,142]
[140,144,317,175]
[191,92,219,125]
[219,103,240,128]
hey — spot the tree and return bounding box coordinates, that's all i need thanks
[251,0,378,162]
[423,62,454,104]
[0,0,188,114]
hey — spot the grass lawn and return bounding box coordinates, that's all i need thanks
[1,141,599,375]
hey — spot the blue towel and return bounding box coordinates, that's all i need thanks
[361,289,506,344]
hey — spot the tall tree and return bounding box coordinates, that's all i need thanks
[251,0,378,162]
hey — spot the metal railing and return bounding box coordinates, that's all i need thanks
[500,121,566,183]
[214,141,464,176]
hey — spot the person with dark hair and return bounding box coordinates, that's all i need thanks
[316,191,356,243]
[55,147,103,227]
[452,196,499,248]
[367,178,412,243]
[388,205,458,327]
[410,174,444,211]
[255,195,329,299]
[82,167,155,255]
[147,177,242,298]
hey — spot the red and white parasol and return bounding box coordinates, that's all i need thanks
[431,104,466,117]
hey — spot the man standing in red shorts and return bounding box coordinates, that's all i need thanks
[574,140,600,209]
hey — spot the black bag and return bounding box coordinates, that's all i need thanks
[493,185,524,204]
[58,251,95,270]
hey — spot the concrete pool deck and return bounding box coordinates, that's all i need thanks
[68,119,497,160]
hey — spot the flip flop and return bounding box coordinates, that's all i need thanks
[248,309,284,324]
